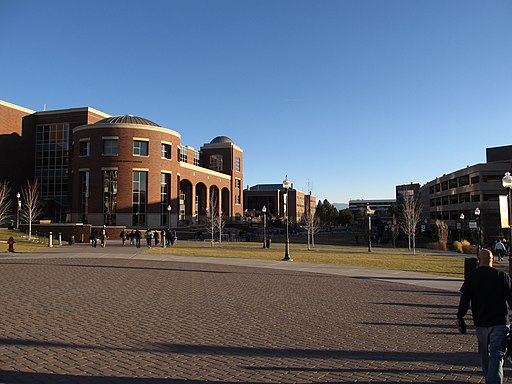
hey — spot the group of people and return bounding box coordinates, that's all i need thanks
[119,228,177,248]
[91,227,177,249]
[89,226,108,248]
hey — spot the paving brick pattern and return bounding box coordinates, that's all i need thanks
[0,257,503,383]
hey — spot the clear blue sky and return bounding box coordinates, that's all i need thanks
[2,0,512,204]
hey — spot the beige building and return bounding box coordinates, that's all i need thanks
[419,145,512,243]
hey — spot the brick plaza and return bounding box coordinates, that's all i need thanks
[0,249,505,383]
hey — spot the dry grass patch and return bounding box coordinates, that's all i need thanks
[148,241,465,278]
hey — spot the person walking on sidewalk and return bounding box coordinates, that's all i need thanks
[495,239,506,261]
[456,248,512,384]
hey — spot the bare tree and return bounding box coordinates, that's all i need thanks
[0,181,12,225]
[20,179,43,240]
[217,211,225,243]
[399,194,422,254]
[436,219,449,251]
[302,182,321,250]
[302,209,320,250]
[205,191,220,246]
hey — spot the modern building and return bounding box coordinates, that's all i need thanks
[419,145,512,242]
[0,100,244,228]
[396,183,420,204]
[243,183,316,224]
[348,199,395,216]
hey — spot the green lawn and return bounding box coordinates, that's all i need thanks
[0,228,58,253]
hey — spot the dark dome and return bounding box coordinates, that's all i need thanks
[211,135,233,144]
[95,115,160,127]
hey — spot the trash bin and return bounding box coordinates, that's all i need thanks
[69,235,75,245]
[266,239,271,248]
[464,257,478,280]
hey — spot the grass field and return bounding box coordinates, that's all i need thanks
[147,240,470,278]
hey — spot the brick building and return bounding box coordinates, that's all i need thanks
[0,100,243,228]
[243,183,316,224]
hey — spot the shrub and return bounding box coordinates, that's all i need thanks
[454,240,476,254]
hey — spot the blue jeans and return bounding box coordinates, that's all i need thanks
[476,324,509,384]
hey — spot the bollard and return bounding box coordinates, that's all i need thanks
[162,233,166,248]
[58,233,62,246]
[48,232,53,247]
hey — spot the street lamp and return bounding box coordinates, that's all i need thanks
[282,175,292,261]
[366,204,372,253]
[262,205,267,248]
[167,204,172,230]
[459,212,465,241]
[474,207,481,251]
[16,192,21,230]
[502,171,512,274]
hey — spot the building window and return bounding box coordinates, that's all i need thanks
[133,140,149,156]
[161,143,172,159]
[132,171,147,227]
[179,191,186,221]
[80,170,89,222]
[103,139,118,156]
[79,140,90,157]
[179,145,188,162]
[160,173,171,227]
[236,156,241,172]
[209,154,223,171]
[35,123,70,222]
[235,179,241,189]
[194,150,200,166]
[103,170,117,225]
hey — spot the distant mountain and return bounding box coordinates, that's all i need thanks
[333,203,349,210]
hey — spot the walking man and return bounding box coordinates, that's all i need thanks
[457,248,512,383]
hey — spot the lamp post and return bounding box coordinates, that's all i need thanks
[167,204,172,230]
[282,175,292,261]
[459,212,465,241]
[16,192,21,230]
[262,205,267,248]
[474,207,481,252]
[502,171,512,274]
[366,204,372,253]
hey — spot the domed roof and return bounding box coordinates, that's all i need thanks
[211,135,233,144]
[95,115,160,127]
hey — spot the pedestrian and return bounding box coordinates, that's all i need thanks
[90,229,97,248]
[145,229,153,248]
[120,229,127,245]
[129,230,135,246]
[154,231,159,246]
[456,248,512,383]
[165,228,171,246]
[135,229,141,248]
[100,225,107,248]
[495,239,506,261]
[170,229,177,246]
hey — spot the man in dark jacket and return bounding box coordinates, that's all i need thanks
[457,248,512,384]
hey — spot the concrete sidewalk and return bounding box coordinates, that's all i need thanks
[2,241,464,292]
